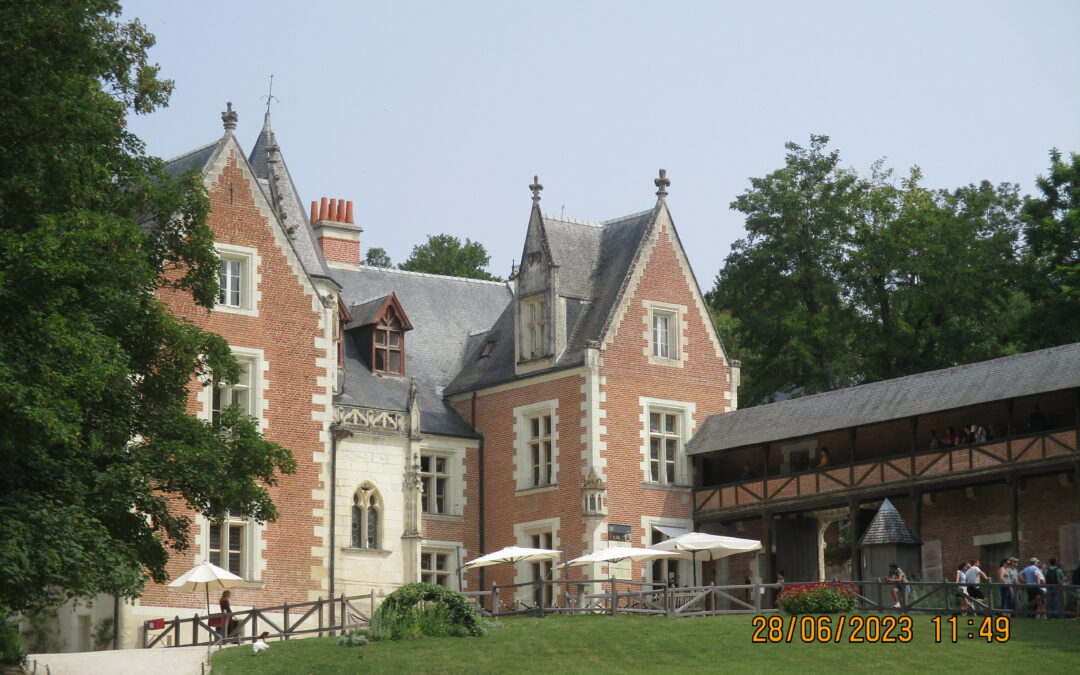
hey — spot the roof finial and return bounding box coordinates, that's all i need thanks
[221,101,238,132]
[529,175,543,204]
[262,74,279,118]
[654,168,670,200]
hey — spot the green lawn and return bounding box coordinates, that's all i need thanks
[211,614,1080,674]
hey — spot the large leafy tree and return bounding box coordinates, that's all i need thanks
[399,233,502,281]
[710,136,1025,407]
[709,136,862,405]
[0,2,295,613]
[1020,149,1080,348]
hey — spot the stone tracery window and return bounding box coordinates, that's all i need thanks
[351,483,381,549]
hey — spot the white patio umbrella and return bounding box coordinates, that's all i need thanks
[461,546,562,570]
[565,546,686,567]
[168,561,246,618]
[649,533,762,586]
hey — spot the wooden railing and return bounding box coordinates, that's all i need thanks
[142,592,376,648]
[695,427,1078,516]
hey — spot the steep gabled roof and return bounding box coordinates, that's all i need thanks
[334,267,511,437]
[445,207,654,395]
[345,292,413,331]
[248,112,332,280]
[687,342,1080,455]
[859,499,922,546]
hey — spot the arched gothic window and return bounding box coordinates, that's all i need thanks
[351,483,381,549]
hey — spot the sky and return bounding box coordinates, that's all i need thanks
[121,0,1080,285]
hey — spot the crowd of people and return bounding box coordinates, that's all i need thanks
[950,557,1078,619]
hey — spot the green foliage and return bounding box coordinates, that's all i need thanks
[91,616,115,651]
[363,247,393,268]
[337,629,369,647]
[399,234,502,281]
[1020,149,1080,347]
[0,618,23,666]
[370,583,484,639]
[776,582,859,615]
[710,136,1027,406]
[0,1,294,614]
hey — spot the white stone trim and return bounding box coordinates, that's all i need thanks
[512,399,560,491]
[446,366,586,400]
[642,299,688,367]
[418,437,470,518]
[419,540,463,590]
[579,357,607,483]
[512,517,561,594]
[213,242,261,317]
[638,397,696,486]
[199,345,268,433]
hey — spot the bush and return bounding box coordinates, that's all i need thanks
[369,583,483,640]
[338,630,369,647]
[0,619,24,666]
[776,582,859,615]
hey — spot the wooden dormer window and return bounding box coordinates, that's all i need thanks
[373,306,405,374]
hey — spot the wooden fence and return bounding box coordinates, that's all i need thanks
[469,578,1080,619]
[142,592,376,648]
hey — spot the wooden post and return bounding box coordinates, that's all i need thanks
[173,615,180,648]
[610,576,618,616]
[370,590,375,624]
[909,417,918,475]
[252,610,258,642]
[193,613,199,646]
[576,583,585,613]
[537,578,545,618]
[282,602,289,640]
[761,510,774,589]
[848,498,860,581]
[1009,474,1020,557]
[848,427,858,485]
[754,582,762,611]
[318,596,324,637]
[1005,399,1015,460]
[761,443,770,496]
[911,488,922,539]
[492,584,500,616]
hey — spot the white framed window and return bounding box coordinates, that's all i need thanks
[513,400,559,491]
[214,243,259,316]
[644,300,686,366]
[208,510,257,580]
[420,454,448,515]
[641,517,694,588]
[420,551,452,586]
[520,294,547,360]
[514,518,560,607]
[351,483,381,550]
[639,398,695,486]
[212,356,253,424]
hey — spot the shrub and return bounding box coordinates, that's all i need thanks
[776,582,859,615]
[370,583,483,639]
[0,619,24,666]
[338,630,369,647]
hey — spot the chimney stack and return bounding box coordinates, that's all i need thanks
[310,196,363,270]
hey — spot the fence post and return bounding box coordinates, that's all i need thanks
[193,613,199,646]
[252,610,258,642]
[610,577,618,617]
[664,583,672,617]
[576,583,585,614]
[492,584,500,616]
[282,602,289,640]
[370,590,376,623]
[341,594,347,633]
[318,596,324,637]
[537,578,545,618]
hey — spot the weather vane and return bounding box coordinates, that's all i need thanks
[262,74,279,114]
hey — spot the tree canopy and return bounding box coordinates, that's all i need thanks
[364,246,393,268]
[709,136,1029,407]
[399,234,501,281]
[0,1,294,613]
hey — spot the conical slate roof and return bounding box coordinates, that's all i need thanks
[858,498,921,546]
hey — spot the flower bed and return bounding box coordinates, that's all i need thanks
[776,582,859,615]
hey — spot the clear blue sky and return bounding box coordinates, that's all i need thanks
[122,0,1080,284]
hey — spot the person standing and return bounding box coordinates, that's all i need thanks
[1021,558,1044,618]
[997,558,1015,615]
[1045,559,1064,618]
[887,563,906,608]
[954,562,971,615]
[965,559,989,608]
[219,589,237,639]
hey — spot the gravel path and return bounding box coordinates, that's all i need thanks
[29,646,210,675]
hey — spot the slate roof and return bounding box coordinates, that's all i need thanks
[248,113,332,280]
[163,141,218,178]
[445,208,655,394]
[859,499,922,546]
[334,267,511,437]
[687,342,1080,455]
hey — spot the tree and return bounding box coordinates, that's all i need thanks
[399,234,502,281]
[709,136,862,406]
[710,136,1026,407]
[0,2,295,614]
[1020,149,1080,348]
[364,246,393,268]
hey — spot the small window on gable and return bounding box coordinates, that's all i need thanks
[520,295,547,360]
[348,293,412,376]
[214,244,259,316]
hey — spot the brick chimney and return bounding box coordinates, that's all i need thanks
[310,197,363,269]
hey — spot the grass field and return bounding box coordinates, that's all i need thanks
[211,614,1080,674]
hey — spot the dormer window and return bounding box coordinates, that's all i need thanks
[373,307,404,374]
[520,294,547,360]
[344,293,413,376]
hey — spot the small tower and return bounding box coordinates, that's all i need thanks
[858,498,922,582]
[582,469,607,517]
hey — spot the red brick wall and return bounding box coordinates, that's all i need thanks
[144,149,328,610]
[317,236,359,267]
